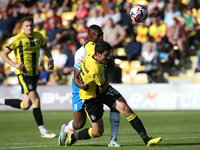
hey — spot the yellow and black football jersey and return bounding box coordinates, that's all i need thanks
[79,51,106,100]
[6,32,46,76]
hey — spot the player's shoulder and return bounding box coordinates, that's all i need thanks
[33,31,43,37]
[7,32,23,45]
[84,41,95,48]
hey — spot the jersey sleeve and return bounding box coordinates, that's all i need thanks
[74,46,87,72]
[6,36,17,51]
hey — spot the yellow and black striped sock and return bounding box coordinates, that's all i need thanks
[73,128,94,140]
[127,113,150,144]
[33,104,44,126]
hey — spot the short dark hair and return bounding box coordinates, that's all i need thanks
[21,16,34,24]
[88,25,102,35]
[95,41,112,54]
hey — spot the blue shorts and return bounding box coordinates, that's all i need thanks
[72,78,85,112]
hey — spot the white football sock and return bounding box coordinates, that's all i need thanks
[0,98,5,105]
[38,125,47,135]
[110,112,120,139]
[64,119,74,134]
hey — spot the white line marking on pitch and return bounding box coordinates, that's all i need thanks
[0,136,200,149]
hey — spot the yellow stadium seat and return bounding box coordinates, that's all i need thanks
[72,3,78,12]
[197,8,200,17]
[118,60,130,73]
[122,73,132,84]
[3,51,17,75]
[112,47,127,57]
[130,60,145,71]
[193,72,200,83]
[61,12,76,26]
[132,73,148,84]
[181,0,189,5]
[61,11,75,21]
[133,0,148,6]
[4,76,19,85]
[192,8,197,17]
[4,63,15,75]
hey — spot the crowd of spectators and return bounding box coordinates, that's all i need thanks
[0,0,200,85]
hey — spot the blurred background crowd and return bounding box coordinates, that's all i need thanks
[0,0,200,85]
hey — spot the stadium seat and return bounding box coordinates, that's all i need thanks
[72,3,78,12]
[4,51,17,75]
[118,60,130,73]
[192,72,200,83]
[132,73,148,84]
[192,8,197,17]
[4,63,15,75]
[122,37,131,46]
[61,12,75,26]
[122,73,132,84]
[112,47,127,57]
[4,76,19,85]
[181,0,189,5]
[132,0,148,6]
[33,13,47,21]
[130,60,145,71]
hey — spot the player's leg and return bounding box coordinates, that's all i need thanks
[27,75,56,138]
[59,79,86,146]
[28,90,56,138]
[65,97,104,146]
[64,90,86,132]
[103,86,121,146]
[108,108,121,147]
[105,85,161,146]
[113,96,162,146]
[58,109,86,146]
[0,75,31,109]
[65,118,104,146]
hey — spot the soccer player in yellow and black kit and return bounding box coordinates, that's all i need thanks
[1,16,56,138]
[65,41,162,147]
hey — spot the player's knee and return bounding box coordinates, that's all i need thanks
[92,130,104,137]
[122,104,130,112]
[22,104,31,110]
[20,101,31,110]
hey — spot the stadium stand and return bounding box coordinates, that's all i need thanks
[1,0,200,85]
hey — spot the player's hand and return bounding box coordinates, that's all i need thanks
[80,82,89,91]
[14,63,24,69]
[48,61,54,70]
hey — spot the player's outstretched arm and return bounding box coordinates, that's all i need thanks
[43,46,54,70]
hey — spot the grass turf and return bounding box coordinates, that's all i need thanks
[0,110,200,150]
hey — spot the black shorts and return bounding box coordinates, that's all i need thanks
[83,85,122,123]
[17,75,39,94]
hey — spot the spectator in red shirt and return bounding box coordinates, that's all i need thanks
[44,5,62,31]
[77,19,88,44]
[75,3,88,21]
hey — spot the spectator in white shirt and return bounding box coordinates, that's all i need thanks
[86,8,104,28]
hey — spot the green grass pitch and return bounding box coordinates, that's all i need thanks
[0,110,200,150]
